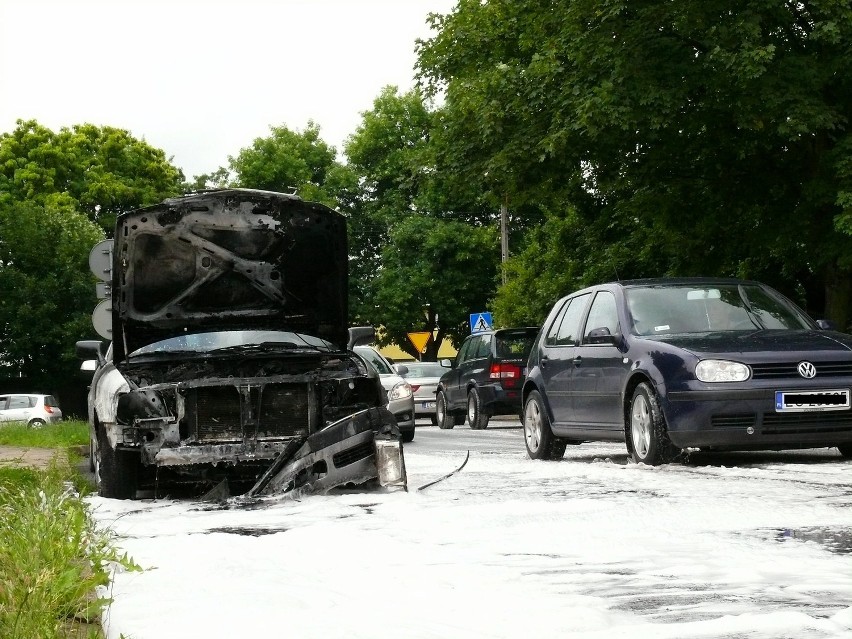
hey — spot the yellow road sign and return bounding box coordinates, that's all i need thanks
[407,331,431,353]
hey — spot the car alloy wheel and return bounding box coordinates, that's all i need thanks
[523,390,565,460]
[627,383,678,466]
[436,391,455,430]
[630,394,652,460]
[524,398,543,455]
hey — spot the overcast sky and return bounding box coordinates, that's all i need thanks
[0,0,456,180]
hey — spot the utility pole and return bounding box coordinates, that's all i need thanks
[500,195,509,284]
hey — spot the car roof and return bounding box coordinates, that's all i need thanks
[617,277,763,288]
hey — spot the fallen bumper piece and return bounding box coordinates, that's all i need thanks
[245,406,407,498]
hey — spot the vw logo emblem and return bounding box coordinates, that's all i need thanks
[797,361,816,379]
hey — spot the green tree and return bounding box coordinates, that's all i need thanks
[228,121,339,205]
[372,215,499,360]
[0,120,184,232]
[417,0,852,330]
[0,197,104,388]
[344,86,514,355]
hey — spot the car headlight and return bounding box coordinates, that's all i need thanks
[695,360,751,383]
[389,381,413,400]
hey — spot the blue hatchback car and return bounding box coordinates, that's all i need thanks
[522,278,852,465]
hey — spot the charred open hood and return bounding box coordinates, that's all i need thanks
[111,189,348,363]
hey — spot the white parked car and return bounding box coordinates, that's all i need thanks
[399,362,449,424]
[354,346,416,442]
[0,394,62,427]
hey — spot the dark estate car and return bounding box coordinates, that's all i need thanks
[523,278,852,465]
[436,327,539,430]
[77,189,403,498]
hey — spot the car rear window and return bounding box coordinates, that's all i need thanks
[495,331,537,358]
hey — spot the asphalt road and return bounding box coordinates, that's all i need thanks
[89,418,852,639]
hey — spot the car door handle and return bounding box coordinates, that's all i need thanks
[572,356,582,366]
[540,356,549,368]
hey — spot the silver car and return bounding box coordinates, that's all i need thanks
[354,346,416,442]
[0,394,62,427]
[399,362,449,424]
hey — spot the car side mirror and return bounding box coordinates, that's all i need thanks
[347,326,375,350]
[76,339,108,365]
[440,358,453,368]
[586,327,618,345]
[393,364,409,376]
[816,319,834,330]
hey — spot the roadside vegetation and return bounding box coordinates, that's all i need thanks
[0,423,139,638]
[0,419,89,449]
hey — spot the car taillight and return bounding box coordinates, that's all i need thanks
[409,385,420,392]
[489,363,523,388]
[45,405,54,414]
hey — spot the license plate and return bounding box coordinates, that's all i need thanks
[420,402,435,409]
[775,389,850,412]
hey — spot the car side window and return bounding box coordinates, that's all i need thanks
[473,335,491,359]
[584,291,619,338]
[8,396,30,409]
[552,293,591,346]
[544,301,570,346]
[456,337,473,364]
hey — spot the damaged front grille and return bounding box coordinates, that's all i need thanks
[187,383,313,441]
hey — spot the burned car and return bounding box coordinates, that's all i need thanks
[77,189,406,499]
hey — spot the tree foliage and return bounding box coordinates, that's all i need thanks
[343,87,508,356]
[228,121,340,205]
[371,215,498,360]
[418,0,852,329]
[0,120,184,232]
[0,198,104,388]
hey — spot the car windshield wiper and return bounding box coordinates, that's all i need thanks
[209,341,324,354]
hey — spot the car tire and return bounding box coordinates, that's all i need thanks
[401,429,415,443]
[523,390,566,460]
[467,389,490,430]
[837,443,852,458]
[627,382,679,466]
[89,437,96,473]
[435,391,455,430]
[28,418,46,429]
[96,427,138,499]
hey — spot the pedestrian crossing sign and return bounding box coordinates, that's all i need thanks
[470,312,493,334]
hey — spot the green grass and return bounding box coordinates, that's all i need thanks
[0,420,90,448]
[0,432,139,638]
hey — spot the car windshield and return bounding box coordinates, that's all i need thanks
[130,330,336,357]
[625,284,813,335]
[354,347,393,375]
[403,363,446,378]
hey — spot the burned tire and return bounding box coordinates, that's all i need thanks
[627,382,679,466]
[435,391,455,430]
[96,427,138,499]
[467,389,490,430]
[523,391,565,460]
[401,429,415,443]
[837,443,852,458]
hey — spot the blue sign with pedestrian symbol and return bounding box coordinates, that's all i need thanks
[470,312,492,334]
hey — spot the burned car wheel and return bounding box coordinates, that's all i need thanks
[96,427,138,499]
[627,383,679,466]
